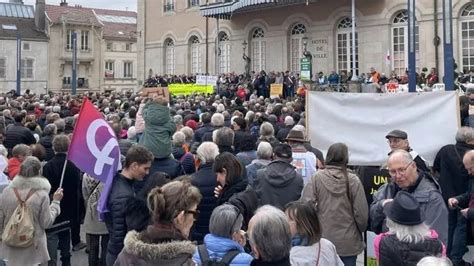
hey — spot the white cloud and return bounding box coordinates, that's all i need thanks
[16,0,136,11]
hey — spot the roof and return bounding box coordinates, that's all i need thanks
[0,17,48,41]
[0,3,34,19]
[45,4,101,26]
[101,22,136,41]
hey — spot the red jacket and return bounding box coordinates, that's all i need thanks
[7,157,21,180]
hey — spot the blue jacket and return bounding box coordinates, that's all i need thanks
[193,234,253,265]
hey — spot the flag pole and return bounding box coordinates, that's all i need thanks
[59,158,67,189]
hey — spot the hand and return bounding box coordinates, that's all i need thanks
[382,199,393,207]
[214,185,223,198]
[234,230,246,246]
[461,208,469,218]
[448,198,459,209]
[53,188,63,201]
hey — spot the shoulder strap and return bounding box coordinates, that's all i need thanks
[220,249,240,265]
[13,188,35,203]
[198,244,210,264]
[345,173,362,235]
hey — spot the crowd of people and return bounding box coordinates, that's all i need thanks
[0,80,470,266]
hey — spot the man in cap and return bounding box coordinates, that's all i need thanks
[386,129,429,172]
[285,129,317,184]
[253,144,303,210]
[370,150,448,244]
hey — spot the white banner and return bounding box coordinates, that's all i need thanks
[307,91,460,166]
[196,75,218,86]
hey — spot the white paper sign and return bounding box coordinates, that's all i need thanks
[196,75,218,85]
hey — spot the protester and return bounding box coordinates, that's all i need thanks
[39,123,57,161]
[235,133,257,167]
[301,142,368,265]
[0,156,63,266]
[4,112,36,155]
[192,204,253,265]
[285,129,317,184]
[386,129,429,172]
[285,200,343,265]
[417,256,453,266]
[172,131,195,175]
[257,122,280,148]
[7,144,31,180]
[104,145,154,266]
[374,191,446,265]
[114,180,202,265]
[246,142,273,187]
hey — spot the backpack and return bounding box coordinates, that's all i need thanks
[1,188,36,248]
[197,244,240,266]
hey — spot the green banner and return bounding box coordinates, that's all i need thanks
[168,84,214,95]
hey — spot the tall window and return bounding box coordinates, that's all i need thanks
[188,0,200,7]
[66,29,74,50]
[190,36,201,74]
[165,38,175,74]
[124,62,133,78]
[164,0,174,12]
[81,30,89,51]
[337,17,359,75]
[219,32,230,74]
[290,24,306,72]
[391,10,419,76]
[251,28,266,72]
[105,61,114,78]
[461,4,474,72]
[21,58,33,79]
[0,58,5,78]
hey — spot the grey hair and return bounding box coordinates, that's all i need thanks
[52,134,70,153]
[173,115,183,126]
[43,124,57,136]
[213,127,234,147]
[0,144,8,157]
[172,131,186,146]
[12,144,32,158]
[455,127,474,143]
[180,126,194,142]
[257,142,273,160]
[417,256,452,266]
[54,119,65,132]
[211,113,225,127]
[196,142,219,165]
[209,204,243,239]
[386,218,432,244]
[249,205,291,261]
[245,110,255,123]
[387,149,413,165]
[216,103,225,113]
[19,156,42,177]
[260,122,274,137]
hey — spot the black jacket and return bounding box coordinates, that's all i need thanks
[148,157,184,180]
[39,135,55,161]
[192,124,214,145]
[172,146,195,175]
[276,126,292,142]
[190,163,218,243]
[4,122,36,154]
[253,160,304,210]
[433,142,474,202]
[105,173,136,256]
[251,257,290,266]
[43,153,81,224]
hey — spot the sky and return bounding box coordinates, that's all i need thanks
[8,0,137,11]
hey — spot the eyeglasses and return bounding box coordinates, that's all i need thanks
[388,161,414,177]
[184,209,200,220]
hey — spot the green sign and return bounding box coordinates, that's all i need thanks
[300,58,312,81]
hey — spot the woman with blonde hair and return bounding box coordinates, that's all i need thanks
[115,180,202,265]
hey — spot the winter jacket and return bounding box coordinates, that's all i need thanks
[0,176,61,266]
[139,101,175,159]
[115,225,195,266]
[191,163,218,243]
[236,151,257,167]
[250,257,290,266]
[370,171,448,244]
[193,234,253,265]
[42,153,81,224]
[82,174,108,235]
[276,126,292,142]
[7,157,21,180]
[173,146,195,175]
[374,230,445,266]
[433,142,474,202]
[254,160,304,210]
[39,135,55,161]
[191,123,214,151]
[233,130,247,154]
[256,136,280,149]
[148,157,184,180]
[290,239,344,266]
[301,165,368,257]
[246,159,271,187]
[105,173,136,256]
[4,122,36,155]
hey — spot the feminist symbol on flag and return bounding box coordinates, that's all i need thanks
[86,119,119,176]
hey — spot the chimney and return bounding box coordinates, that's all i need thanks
[35,0,45,32]
[60,0,68,7]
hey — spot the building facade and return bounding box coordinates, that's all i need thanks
[45,2,137,93]
[0,2,48,94]
[138,0,474,83]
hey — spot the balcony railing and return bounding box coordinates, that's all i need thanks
[164,3,175,12]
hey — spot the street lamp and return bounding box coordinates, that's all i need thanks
[242,40,247,55]
[242,40,250,77]
[302,36,312,59]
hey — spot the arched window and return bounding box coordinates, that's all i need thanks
[290,23,306,72]
[460,4,474,72]
[189,36,201,74]
[165,38,175,75]
[219,32,230,74]
[391,10,419,76]
[251,28,266,72]
[336,17,358,75]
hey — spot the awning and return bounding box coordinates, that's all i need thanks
[200,0,277,19]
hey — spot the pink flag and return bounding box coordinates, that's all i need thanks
[68,97,121,219]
